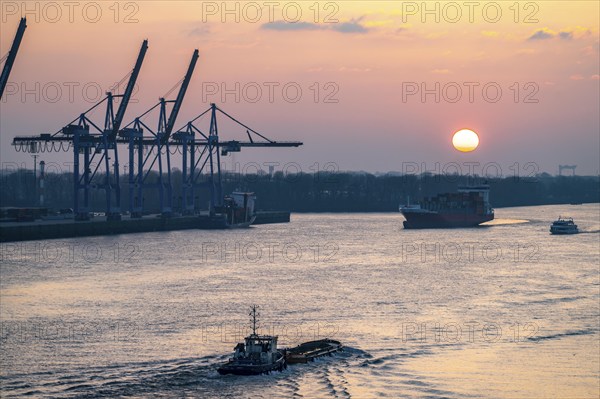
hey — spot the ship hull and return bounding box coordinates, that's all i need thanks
[217,352,286,375]
[550,226,579,235]
[550,230,579,235]
[401,211,493,229]
[198,215,256,229]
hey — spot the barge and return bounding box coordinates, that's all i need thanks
[285,339,343,364]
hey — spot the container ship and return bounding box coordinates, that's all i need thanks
[399,185,494,229]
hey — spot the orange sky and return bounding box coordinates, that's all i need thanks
[1,1,598,175]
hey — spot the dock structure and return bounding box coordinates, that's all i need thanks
[10,39,302,226]
[0,211,291,242]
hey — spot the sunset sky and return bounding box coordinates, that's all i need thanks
[1,1,598,176]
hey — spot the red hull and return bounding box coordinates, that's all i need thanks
[401,211,494,229]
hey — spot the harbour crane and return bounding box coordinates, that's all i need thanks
[12,49,303,220]
[103,39,148,220]
[0,17,27,99]
[12,40,148,220]
[172,104,302,215]
[120,49,199,217]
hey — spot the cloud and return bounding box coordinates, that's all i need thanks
[338,66,372,72]
[262,20,324,31]
[569,74,585,80]
[189,25,211,36]
[262,17,369,34]
[559,31,573,40]
[306,66,372,73]
[564,26,594,39]
[591,75,600,80]
[527,26,595,42]
[528,28,555,40]
[431,69,451,74]
[363,19,395,28]
[582,42,599,56]
[332,18,368,34]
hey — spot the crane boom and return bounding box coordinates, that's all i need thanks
[164,49,199,141]
[110,39,148,140]
[0,18,27,99]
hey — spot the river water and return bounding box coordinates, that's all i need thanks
[1,204,599,398]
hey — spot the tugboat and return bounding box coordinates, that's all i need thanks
[285,338,343,364]
[550,216,579,234]
[217,306,286,375]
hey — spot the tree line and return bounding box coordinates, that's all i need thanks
[1,169,598,212]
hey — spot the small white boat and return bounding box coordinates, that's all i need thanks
[550,216,579,235]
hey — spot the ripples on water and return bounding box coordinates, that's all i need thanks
[1,204,599,398]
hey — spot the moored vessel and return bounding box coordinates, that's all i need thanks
[200,192,257,229]
[215,192,256,228]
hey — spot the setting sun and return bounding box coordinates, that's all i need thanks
[452,129,479,152]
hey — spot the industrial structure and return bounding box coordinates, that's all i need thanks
[0,17,27,99]
[559,165,577,176]
[11,40,302,221]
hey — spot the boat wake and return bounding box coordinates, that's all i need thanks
[0,349,373,399]
[481,218,529,226]
[0,355,222,398]
[527,328,596,342]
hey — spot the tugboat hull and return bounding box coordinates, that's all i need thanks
[217,352,286,375]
